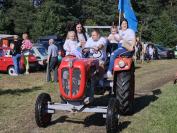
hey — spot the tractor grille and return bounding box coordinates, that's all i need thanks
[62,68,70,95]
[72,68,81,96]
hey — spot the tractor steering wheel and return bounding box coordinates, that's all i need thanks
[82,47,102,58]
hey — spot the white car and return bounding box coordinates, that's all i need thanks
[31,44,48,67]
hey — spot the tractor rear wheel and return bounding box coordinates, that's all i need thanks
[106,98,119,133]
[115,68,135,115]
[35,93,52,127]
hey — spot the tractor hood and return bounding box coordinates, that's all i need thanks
[58,56,99,100]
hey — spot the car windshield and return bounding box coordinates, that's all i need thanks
[37,47,48,56]
[156,46,167,51]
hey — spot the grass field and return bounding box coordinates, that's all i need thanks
[0,60,177,133]
[121,83,177,133]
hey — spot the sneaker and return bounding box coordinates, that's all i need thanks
[25,71,29,75]
[107,71,113,79]
[12,73,18,76]
[84,97,94,105]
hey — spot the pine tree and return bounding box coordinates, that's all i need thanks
[7,0,35,34]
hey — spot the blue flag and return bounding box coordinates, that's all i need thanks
[118,0,138,32]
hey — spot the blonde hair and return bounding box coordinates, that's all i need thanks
[66,31,76,40]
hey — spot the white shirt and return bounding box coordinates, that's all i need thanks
[149,47,154,55]
[63,40,80,55]
[77,33,89,42]
[108,33,120,43]
[119,29,135,44]
[85,37,107,61]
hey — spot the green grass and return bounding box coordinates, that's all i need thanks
[122,84,177,133]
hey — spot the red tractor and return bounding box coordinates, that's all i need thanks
[35,47,135,133]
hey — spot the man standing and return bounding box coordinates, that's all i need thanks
[47,39,58,82]
[11,35,22,76]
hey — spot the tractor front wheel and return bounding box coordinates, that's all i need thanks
[106,98,119,133]
[35,93,52,127]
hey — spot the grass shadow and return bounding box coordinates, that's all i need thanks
[50,115,68,125]
[133,89,161,114]
[50,113,106,128]
[118,121,131,132]
[49,89,161,130]
[0,86,41,96]
[135,66,141,70]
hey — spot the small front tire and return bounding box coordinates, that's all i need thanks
[106,98,119,133]
[35,93,52,127]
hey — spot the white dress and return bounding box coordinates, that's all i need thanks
[63,39,82,58]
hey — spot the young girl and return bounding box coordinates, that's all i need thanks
[63,31,82,58]
[21,33,33,74]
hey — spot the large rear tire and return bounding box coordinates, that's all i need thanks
[115,67,135,115]
[35,93,52,127]
[106,98,119,133]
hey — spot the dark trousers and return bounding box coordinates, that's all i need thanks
[47,57,58,82]
[12,54,21,74]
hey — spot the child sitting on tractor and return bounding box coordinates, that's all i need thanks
[63,31,82,58]
[107,26,120,54]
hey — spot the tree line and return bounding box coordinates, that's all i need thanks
[0,0,177,47]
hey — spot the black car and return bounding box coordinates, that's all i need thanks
[154,45,175,59]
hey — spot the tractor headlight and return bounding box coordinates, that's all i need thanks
[63,70,69,80]
[62,68,70,95]
[118,60,125,68]
[72,68,81,96]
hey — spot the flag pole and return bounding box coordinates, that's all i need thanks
[118,10,121,30]
[118,0,121,30]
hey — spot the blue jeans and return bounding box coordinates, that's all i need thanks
[108,46,133,72]
[12,54,21,74]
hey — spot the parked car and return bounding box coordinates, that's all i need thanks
[37,35,65,57]
[154,45,175,59]
[0,34,14,47]
[31,44,48,67]
[0,47,38,75]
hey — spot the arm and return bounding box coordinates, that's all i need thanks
[94,37,106,51]
[27,40,33,49]
[114,34,121,42]
[63,40,71,52]
[122,38,136,51]
[107,34,113,42]
[47,46,51,62]
[122,29,136,51]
